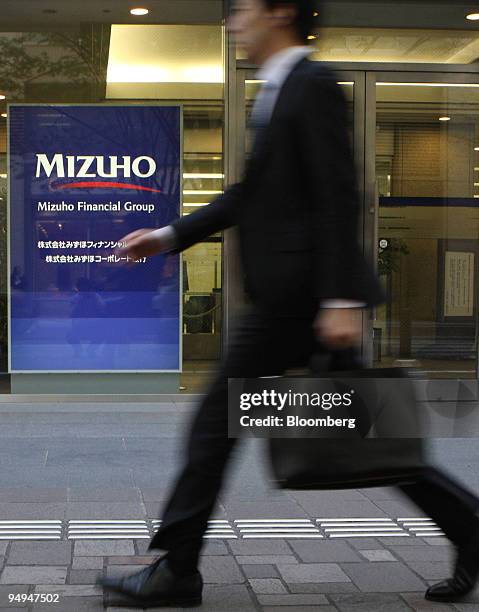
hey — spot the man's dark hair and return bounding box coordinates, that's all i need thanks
[263,0,320,43]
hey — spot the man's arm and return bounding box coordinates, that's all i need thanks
[118,182,243,260]
[168,182,243,253]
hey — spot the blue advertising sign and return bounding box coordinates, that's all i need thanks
[9,105,181,372]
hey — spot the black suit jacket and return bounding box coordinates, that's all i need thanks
[172,58,386,316]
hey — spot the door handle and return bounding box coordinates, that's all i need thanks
[371,182,379,322]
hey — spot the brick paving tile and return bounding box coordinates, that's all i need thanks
[28,597,103,611]
[68,569,101,584]
[72,557,104,570]
[406,562,452,580]
[201,541,229,555]
[330,592,413,611]
[105,556,158,565]
[74,541,134,557]
[347,538,384,550]
[400,591,456,610]
[228,541,292,556]
[201,584,256,611]
[289,582,359,594]
[106,608,150,612]
[289,541,362,563]
[0,567,67,585]
[7,542,72,566]
[393,547,453,562]
[134,541,163,556]
[257,593,329,606]
[248,578,288,594]
[340,562,426,593]
[200,556,244,584]
[262,608,337,612]
[277,562,351,583]
[359,549,397,562]
[235,555,298,565]
[0,585,31,604]
[242,564,279,578]
[422,538,450,547]
[33,585,102,597]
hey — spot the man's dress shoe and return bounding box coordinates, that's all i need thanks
[426,545,479,602]
[97,556,203,607]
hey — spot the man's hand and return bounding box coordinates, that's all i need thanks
[116,229,163,262]
[313,307,363,349]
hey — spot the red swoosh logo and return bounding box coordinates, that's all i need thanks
[54,181,162,193]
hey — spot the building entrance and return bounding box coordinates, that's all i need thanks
[231,64,479,379]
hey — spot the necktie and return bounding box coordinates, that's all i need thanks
[249,82,278,130]
[248,82,278,159]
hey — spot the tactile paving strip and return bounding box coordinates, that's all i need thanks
[0,518,444,540]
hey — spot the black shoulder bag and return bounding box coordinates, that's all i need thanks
[268,347,427,490]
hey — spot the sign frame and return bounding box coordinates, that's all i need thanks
[7,102,184,374]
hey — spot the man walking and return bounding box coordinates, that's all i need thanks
[99,0,479,606]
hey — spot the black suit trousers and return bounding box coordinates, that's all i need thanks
[149,308,479,570]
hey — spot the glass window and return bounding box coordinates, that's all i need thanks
[375,82,479,378]
[0,6,224,390]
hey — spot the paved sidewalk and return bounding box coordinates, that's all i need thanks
[0,399,477,611]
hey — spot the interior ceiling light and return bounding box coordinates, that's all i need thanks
[307,35,317,40]
[377,82,479,88]
[130,7,149,16]
[439,116,451,121]
[1,113,6,118]
[183,173,224,179]
[0,95,5,100]
[466,12,479,20]
[183,190,223,195]
[475,147,479,151]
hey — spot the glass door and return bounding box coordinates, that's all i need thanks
[237,70,359,175]
[232,69,372,358]
[371,73,479,378]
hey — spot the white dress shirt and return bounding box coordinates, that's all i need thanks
[251,45,312,125]
[151,45,365,308]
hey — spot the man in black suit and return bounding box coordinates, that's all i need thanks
[99,0,479,606]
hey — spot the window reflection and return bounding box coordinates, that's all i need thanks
[375,83,479,378]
